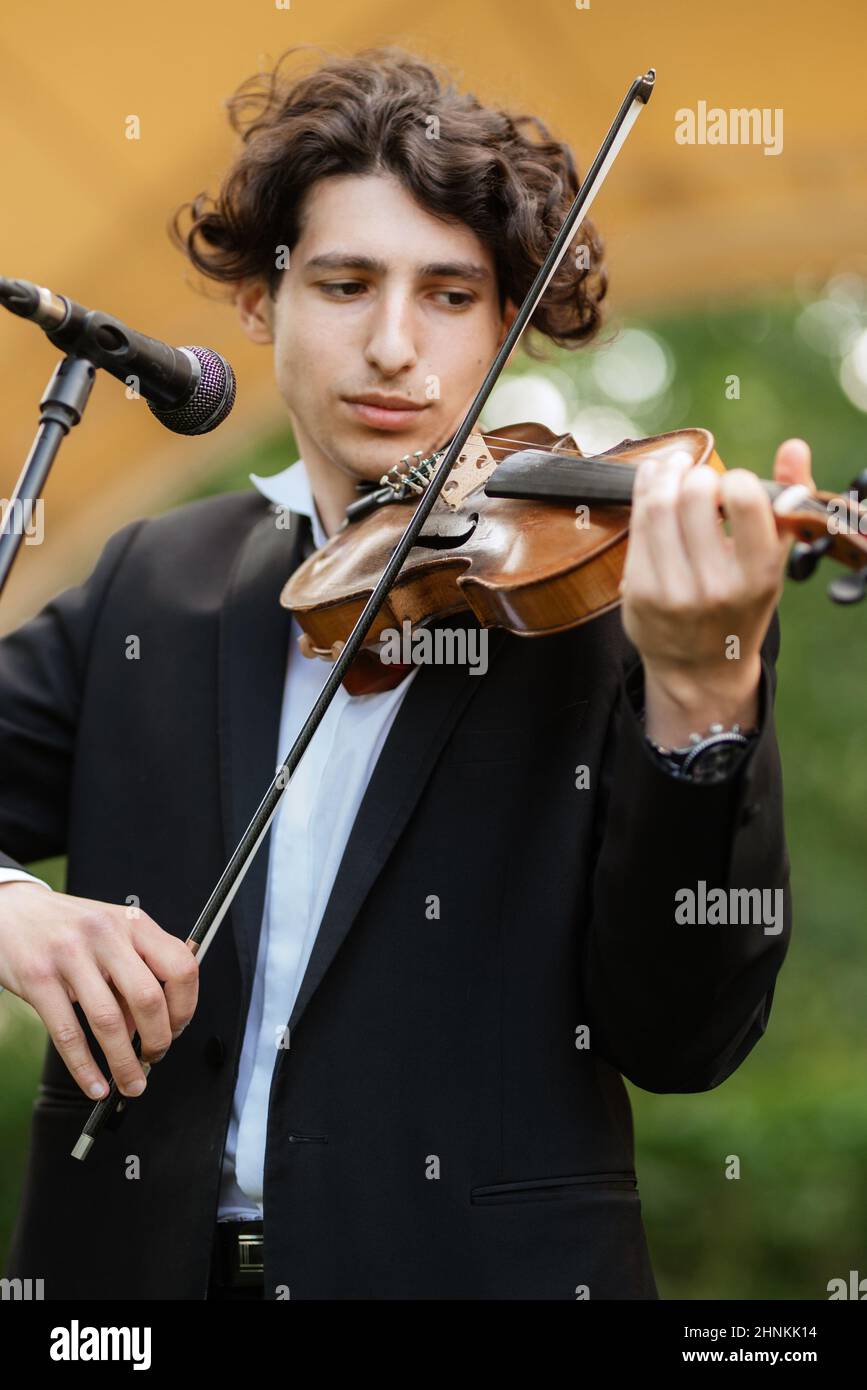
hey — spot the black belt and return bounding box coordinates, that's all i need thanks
[210,1219,265,1293]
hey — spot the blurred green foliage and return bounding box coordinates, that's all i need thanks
[2,293,866,1298]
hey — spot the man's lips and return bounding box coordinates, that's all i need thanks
[343,395,429,432]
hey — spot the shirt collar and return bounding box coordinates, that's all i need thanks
[249,458,327,549]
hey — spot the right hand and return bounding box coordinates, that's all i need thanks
[0,882,199,1100]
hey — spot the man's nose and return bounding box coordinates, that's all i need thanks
[364,291,418,375]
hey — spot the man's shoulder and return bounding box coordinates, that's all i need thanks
[99,487,272,576]
[83,487,276,610]
[133,487,272,551]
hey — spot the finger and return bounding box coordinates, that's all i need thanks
[131,920,199,1038]
[107,979,137,1040]
[621,455,660,593]
[720,469,784,594]
[637,451,696,600]
[773,438,813,490]
[89,933,175,1064]
[62,961,150,1096]
[28,980,110,1100]
[678,464,734,590]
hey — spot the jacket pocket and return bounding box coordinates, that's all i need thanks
[470,1170,637,1205]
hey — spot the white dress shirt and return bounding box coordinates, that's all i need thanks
[0,462,419,1224]
[218,461,417,1220]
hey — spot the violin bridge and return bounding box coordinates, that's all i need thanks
[378,433,497,511]
[435,432,497,512]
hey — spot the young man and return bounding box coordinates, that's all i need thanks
[1,47,806,1300]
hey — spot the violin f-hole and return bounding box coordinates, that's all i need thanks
[413,512,480,550]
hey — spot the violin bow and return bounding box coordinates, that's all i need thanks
[72,67,656,1160]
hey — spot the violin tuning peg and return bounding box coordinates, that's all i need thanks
[849,469,867,505]
[787,542,813,582]
[787,536,831,582]
[827,566,867,605]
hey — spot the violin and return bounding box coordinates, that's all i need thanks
[282,420,867,694]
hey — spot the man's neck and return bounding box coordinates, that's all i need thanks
[301,453,359,538]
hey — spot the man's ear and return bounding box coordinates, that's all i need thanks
[235,278,274,345]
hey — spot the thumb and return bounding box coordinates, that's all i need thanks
[774,437,813,489]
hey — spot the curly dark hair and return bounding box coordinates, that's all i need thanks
[170,45,607,355]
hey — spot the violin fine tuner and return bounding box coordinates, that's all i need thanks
[344,447,446,523]
[381,449,441,496]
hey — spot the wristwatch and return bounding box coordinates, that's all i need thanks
[642,720,759,784]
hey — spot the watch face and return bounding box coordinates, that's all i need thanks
[688,739,749,782]
[645,731,754,782]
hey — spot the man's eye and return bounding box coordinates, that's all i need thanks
[321,282,366,298]
[433,290,474,308]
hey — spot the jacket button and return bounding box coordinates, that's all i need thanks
[204,1035,225,1069]
[740,801,762,826]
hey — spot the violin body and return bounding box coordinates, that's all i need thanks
[280,421,724,661]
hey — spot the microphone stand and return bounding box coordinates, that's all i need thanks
[1,272,237,598]
[0,354,95,596]
[68,67,656,1160]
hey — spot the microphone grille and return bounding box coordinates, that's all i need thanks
[148,346,236,435]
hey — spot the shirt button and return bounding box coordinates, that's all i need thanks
[204,1035,225,1069]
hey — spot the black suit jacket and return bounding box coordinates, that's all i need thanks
[1,489,791,1299]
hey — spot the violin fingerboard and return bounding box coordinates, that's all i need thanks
[485,450,636,505]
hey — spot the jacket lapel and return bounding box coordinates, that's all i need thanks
[286,616,508,1037]
[220,501,507,1026]
[218,502,306,997]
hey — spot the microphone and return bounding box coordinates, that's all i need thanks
[0,276,236,435]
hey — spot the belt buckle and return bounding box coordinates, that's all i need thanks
[236,1228,264,1285]
[218,1219,264,1289]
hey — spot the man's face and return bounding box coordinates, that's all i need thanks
[238,172,516,488]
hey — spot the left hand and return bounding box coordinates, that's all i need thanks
[620,438,814,747]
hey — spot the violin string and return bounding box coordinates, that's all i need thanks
[462,444,866,510]
[418,436,867,532]
[416,433,578,457]
[481,437,590,455]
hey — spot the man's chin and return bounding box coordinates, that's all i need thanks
[336,428,442,484]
